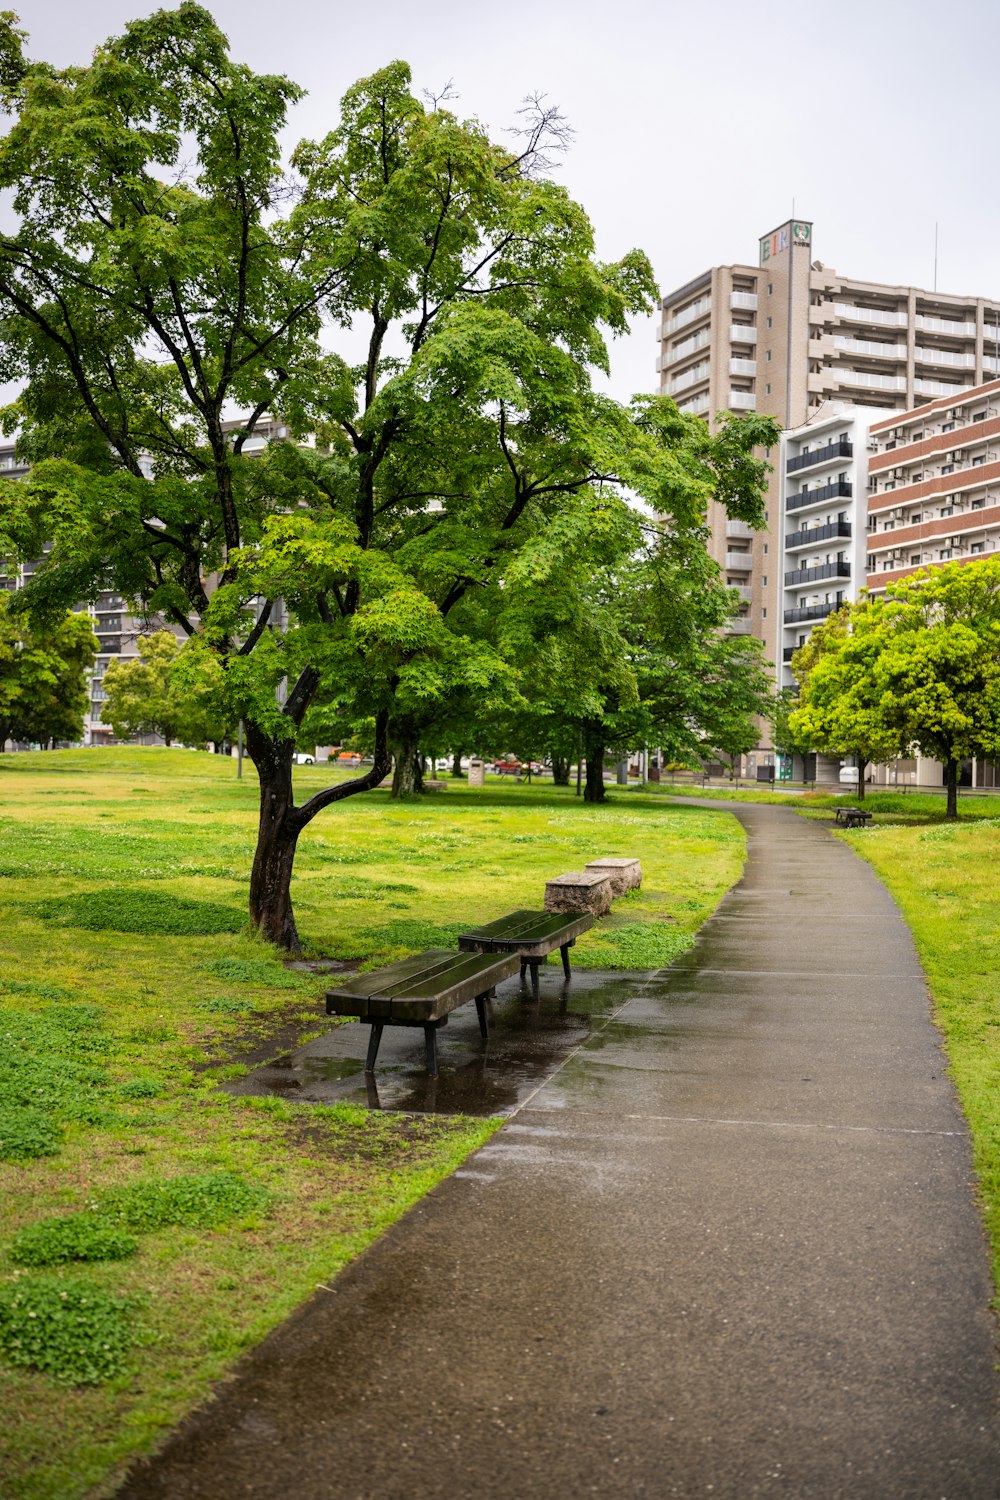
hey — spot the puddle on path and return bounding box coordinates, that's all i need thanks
[224,968,652,1116]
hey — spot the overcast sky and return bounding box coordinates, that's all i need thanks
[15,0,1000,403]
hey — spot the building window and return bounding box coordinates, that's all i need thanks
[882,561,893,571]
[767,283,773,295]
[766,317,772,329]
[762,575,767,586]
[910,554,922,565]
[971,541,985,553]
[940,549,952,559]
[766,350,772,362]
[765,383,771,395]
[972,498,985,509]
[941,506,953,517]
[762,608,767,618]
[883,520,894,531]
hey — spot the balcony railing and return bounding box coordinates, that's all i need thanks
[725,551,752,571]
[833,336,906,360]
[667,328,710,363]
[914,346,975,370]
[730,357,757,376]
[729,324,757,344]
[783,601,840,624]
[786,438,853,474]
[725,618,753,635]
[784,560,851,586]
[670,360,710,394]
[914,377,971,398]
[730,291,758,311]
[786,480,853,511]
[915,314,976,337]
[784,520,852,550]
[782,647,797,662]
[834,303,907,327]
[838,369,907,392]
[726,519,754,539]
[728,390,756,410]
[728,583,753,603]
[667,296,711,333]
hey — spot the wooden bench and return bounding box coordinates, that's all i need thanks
[835,807,873,829]
[326,948,520,1076]
[456,909,594,1000]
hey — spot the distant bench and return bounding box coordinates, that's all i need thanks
[456,909,594,1000]
[835,807,873,829]
[326,948,519,1076]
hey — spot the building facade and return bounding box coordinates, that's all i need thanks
[658,221,1000,667]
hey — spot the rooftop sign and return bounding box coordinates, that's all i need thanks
[760,221,811,264]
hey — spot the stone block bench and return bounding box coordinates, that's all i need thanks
[326,948,520,1076]
[457,909,594,1000]
[544,870,613,918]
[585,857,642,896]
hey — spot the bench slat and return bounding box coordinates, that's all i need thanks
[326,948,518,1023]
[457,909,593,955]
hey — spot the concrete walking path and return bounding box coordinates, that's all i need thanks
[117,804,1000,1499]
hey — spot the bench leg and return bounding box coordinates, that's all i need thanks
[474,993,490,1040]
[424,1023,439,1077]
[519,957,528,984]
[527,960,540,1002]
[560,941,572,981]
[364,1023,384,1075]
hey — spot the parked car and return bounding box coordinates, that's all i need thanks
[839,764,859,784]
[294,752,315,765]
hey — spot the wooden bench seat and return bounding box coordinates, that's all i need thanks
[326,948,519,1076]
[456,909,593,1000]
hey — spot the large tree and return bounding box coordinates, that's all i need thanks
[101,629,230,747]
[0,594,96,749]
[791,561,1000,816]
[0,6,775,944]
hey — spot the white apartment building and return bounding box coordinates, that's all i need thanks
[777,405,876,691]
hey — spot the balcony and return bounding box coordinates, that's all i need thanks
[786,479,853,512]
[915,314,976,337]
[725,618,753,635]
[728,583,753,603]
[833,336,906,360]
[725,551,752,571]
[670,360,710,394]
[728,390,756,410]
[726,519,754,540]
[785,520,852,551]
[838,369,907,392]
[834,303,907,328]
[730,291,758,311]
[667,328,711,363]
[784,560,851,586]
[786,438,853,474]
[914,377,971,398]
[783,601,840,624]
[914,346,975,370]
[729,324,757,344]
[667,296,711,333]
[782,646,798,663]
[729,357,757,376]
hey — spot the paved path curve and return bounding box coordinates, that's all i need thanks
[117,804,1000,1499]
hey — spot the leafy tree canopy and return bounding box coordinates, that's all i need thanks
[0,4,778,941]
[0,593,96,748]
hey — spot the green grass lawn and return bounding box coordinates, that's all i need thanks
[838,815,1000,1308]
[0,747,746,1500]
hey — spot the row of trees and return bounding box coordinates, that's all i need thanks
[0,7,779,947]
[784,557,1000,818]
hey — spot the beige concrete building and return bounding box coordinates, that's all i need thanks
[658,220,1000,667]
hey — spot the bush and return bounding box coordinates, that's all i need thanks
[0,1276,132,1385]
[0,1105,61,1162]
[97,1171,273,1231]
[11,1215,139,1267]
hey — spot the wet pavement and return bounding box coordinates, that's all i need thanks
[225,968,649,1116]
[116,803,1000,1499]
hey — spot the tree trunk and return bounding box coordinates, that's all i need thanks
[451,751,464,778]
[583,742,606,804]
[856,760,867,802]
[247,725,302,950]
[391,727,423,797]
[551,755,570,786]
[945,757,959,819]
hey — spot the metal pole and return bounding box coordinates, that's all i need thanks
[237,719,244,780]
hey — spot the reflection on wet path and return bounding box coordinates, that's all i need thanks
[225,967,652,1116]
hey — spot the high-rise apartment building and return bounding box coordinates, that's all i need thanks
[866,379,1000,592]
[658,221,1000,663]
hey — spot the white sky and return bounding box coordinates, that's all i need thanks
[15,0,1000,404]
